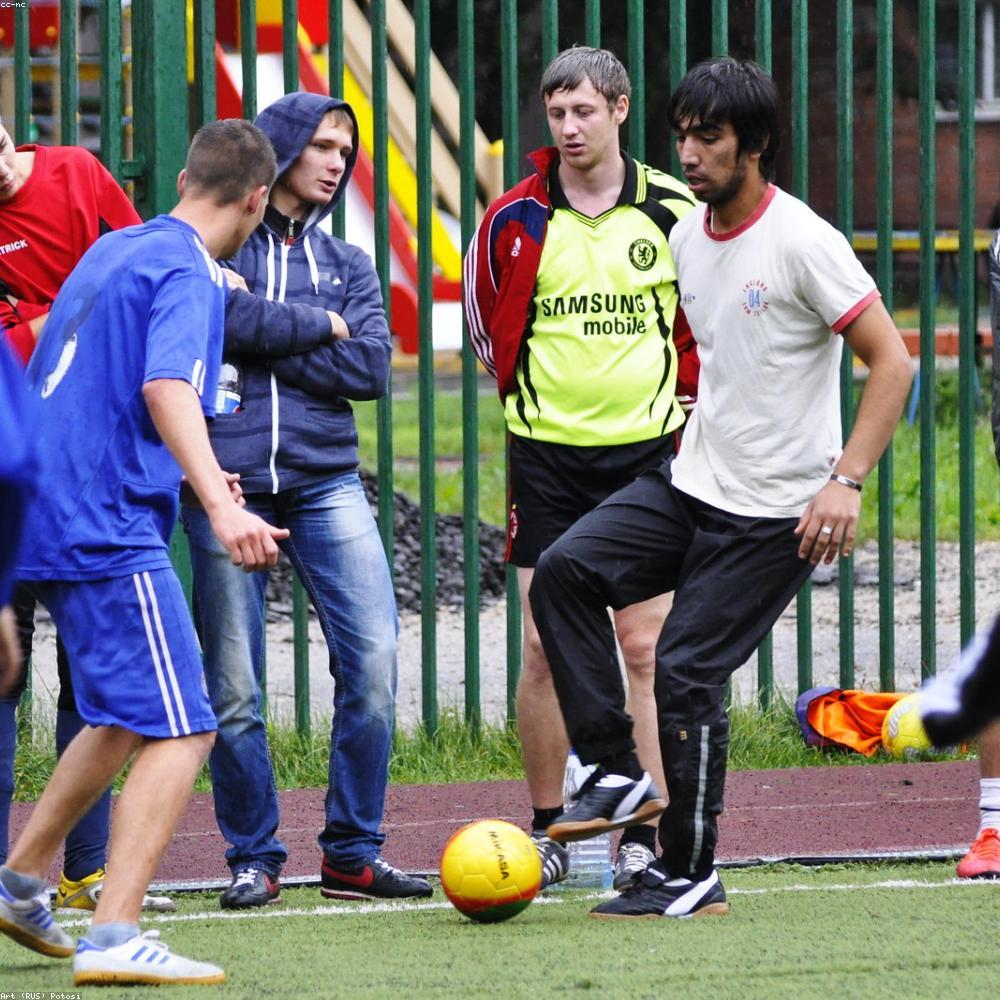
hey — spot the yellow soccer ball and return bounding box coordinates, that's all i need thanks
[882,693,933,759]
[439,820,542,923]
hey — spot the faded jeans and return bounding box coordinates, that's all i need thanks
[181,472,398,873]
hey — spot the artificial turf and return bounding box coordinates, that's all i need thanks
[4,861,996,999]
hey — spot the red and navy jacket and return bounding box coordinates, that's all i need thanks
[463,146,699,410]
[0,144,141,363]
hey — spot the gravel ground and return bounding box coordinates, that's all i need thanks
[23,540,1000,730]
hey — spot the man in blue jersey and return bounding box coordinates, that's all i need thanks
[0,119,286,987]
[0,336,34,686]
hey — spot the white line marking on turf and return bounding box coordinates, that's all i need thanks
[727,878,1000,895]
[54,877,996,931]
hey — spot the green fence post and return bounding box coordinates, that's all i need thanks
[282,0,298,94]
[59,0,78,147]
[371,0,394,571]
[836,0,856,690]
[627,0,644,161]
[501,0,521,723]
[132,0,188,218]
[957,0,977,647]
[918,0,937,680]
[585,0,601,49]
[540,0,558,145]
[12,0,31,724]
[791,0,812,699]
[280,0,309,735]
[755,0,772,73]
[329,0,345,240]
[293,577,310,736]
[668,1,687,176]
[193,0,217,129]
[13,3,29,143]
[241,0,259,119]
[415,0,438,733]
[459,0,481,731]
[712,0,728,55]
[541,0,558,66]
[99,1,124,181]
[754,0,773,698]
[876,0,895,693]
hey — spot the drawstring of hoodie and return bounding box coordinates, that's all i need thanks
[265,231,276,300]
[303,236,319,295]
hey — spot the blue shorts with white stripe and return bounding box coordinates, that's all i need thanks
[32,569,216,739]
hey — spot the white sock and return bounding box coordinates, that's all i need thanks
[979,777,1000,833]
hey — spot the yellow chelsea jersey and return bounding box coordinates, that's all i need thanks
[505,156,695,446]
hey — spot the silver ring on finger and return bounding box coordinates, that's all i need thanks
[819,525,833,536]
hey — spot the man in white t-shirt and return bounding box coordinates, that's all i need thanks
[529,57,913,919]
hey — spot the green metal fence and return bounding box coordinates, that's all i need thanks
[5,0,990,734]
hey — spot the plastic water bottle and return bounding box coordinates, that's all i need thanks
[562,751,613,890]
[215,361,243,414]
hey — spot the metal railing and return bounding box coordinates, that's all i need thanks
[5,0,989,734]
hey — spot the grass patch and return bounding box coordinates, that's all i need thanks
[6,863,997,998]
[13,703,970,801]
[355,372,1000,541]
[354,389,509,527]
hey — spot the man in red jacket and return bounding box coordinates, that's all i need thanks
[463,48,698,891]
[0,118,171,914]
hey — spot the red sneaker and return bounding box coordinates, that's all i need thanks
[955,828,1000,879]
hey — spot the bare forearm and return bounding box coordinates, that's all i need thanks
[836,356,912,482]
[141,379,230,513]
[838,300,913,483]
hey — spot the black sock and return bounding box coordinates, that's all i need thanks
[532,807,563,832]
[619,824,657,851]
[602,752,643,780]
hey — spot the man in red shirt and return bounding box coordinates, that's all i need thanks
[0,124,139,360]
[0,118,172,914]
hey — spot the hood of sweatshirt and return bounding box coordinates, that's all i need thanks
[253,91,359,236]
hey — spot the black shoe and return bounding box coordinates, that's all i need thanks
[547,769,665,843]
[219,867,281,910]
[530,831,569,889]
[920,617,1000,746]
[612,841,656,891]
[320,856,433,901]
[590,864,729,919]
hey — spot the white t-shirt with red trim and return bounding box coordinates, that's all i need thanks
[669,184,879,518]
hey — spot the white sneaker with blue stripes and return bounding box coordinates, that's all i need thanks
[74,930,226,986]
[0,881,74,958]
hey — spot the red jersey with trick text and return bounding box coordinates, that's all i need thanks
[0,144,140,362]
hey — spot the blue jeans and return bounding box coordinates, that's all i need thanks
[181,473,398,873]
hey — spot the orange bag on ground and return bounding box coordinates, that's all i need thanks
[795,686,907,756]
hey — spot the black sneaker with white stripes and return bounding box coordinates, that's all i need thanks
[590,864,729,919]
[546,768,665,843]
[530,831,569,889]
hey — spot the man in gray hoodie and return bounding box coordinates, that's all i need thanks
[183,92,431,907]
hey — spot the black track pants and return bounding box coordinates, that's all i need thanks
[530,456,814,876]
